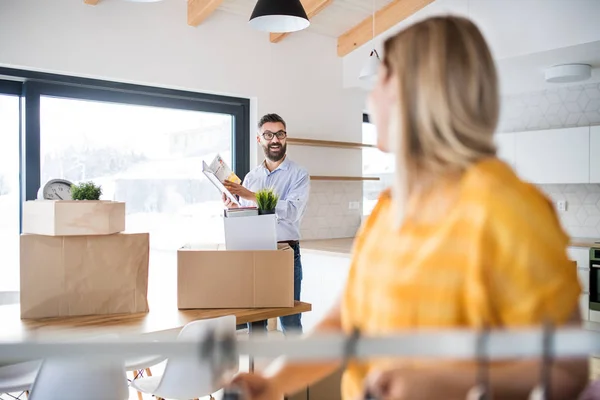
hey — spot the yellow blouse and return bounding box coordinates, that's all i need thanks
[340,158,580,400]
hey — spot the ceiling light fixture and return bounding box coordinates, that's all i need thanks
[249,0,310,33]
[545,64,592,83]
[359,0,380,81]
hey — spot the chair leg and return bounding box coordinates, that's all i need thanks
[130,370,143,400]
[145,368,153,377]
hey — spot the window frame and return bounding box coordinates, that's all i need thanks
[0,67,250,232]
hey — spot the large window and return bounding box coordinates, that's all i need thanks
[362,116,394,216]
[0,68,250,293]
[0,91,20,291]
[40,97,233,249]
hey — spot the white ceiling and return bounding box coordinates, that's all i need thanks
[219,0,394,37]
[342,0,600,94]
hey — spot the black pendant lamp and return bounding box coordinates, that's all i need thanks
[249,0,310,33]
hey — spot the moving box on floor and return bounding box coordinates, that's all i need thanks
[177,243,293,309]
[20,233,149,319]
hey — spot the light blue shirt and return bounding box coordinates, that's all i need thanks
[240,157,310,241]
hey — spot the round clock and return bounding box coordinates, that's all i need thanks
[38,179,74,200]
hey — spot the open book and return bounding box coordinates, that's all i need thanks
[202,154,242,206]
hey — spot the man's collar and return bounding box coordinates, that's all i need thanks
[262,156,290,172]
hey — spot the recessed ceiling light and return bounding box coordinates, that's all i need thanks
[545,64,592,83]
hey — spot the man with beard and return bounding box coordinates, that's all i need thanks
[223,113,310,334]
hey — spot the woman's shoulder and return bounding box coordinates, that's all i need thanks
[461,157,551,212]
[461,157,569,245]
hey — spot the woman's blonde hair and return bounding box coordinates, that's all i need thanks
[382,16,499,222]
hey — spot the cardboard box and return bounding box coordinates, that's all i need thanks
[20,233,149,319]
[177,244,293,309]
[224,214,277,250]
[22,200,125,236]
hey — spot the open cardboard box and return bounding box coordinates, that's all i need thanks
[177,243,294,309]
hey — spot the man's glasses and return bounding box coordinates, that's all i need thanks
[261,130,287,141]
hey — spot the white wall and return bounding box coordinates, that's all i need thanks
[0,0,364,176]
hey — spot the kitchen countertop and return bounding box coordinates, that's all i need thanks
[300,238,354,256]
[571,238,600,248]
[301,237,600,254]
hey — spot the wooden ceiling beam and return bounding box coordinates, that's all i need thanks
[188,0,224,27]
[270,0,334,43]
[84,0,100,5]
[337,0,435,57]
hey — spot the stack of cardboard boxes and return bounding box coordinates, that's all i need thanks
[20,200,150,319]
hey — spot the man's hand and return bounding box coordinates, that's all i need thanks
[223,180,256,202]
[230,373,284,400]
[222,193,239,209]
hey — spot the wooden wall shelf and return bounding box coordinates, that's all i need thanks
[310,176,380,181]
[287,138,376,150]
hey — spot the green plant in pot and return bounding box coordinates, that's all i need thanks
[255,187,279,215]
[70,181,103,201]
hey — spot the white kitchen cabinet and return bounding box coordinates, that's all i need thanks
[494,133,516,168]
[591,126,600,183]
[569,246,590,321]
[569,246,591,270]
[569,246,590,292]
[580,293,590,321]
[515,127,590,184]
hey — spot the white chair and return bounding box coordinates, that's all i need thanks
[130,316,237,400]
[28,358,129,400]
[125,350,167,400]
[0,360,41,397]
[75,332,167,400]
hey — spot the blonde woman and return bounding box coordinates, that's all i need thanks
[232,16,587,400]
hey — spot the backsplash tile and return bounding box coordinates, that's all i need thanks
[498,82,600,132]
[499,82,600,239]
[538,184,600,238]
[301,181,362,240]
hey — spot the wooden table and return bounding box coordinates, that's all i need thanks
[0,251,311,342]
[0,301,311,342]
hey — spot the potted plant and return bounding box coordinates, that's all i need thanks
[71,181,103,200]
[255,187,279,215]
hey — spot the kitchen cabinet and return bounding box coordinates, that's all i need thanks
[569,246,590,321]
[591,126,600,183]
[569,246,591,270]
[494,133,516,168]
[581,294,590,322]
[514,127,590,184]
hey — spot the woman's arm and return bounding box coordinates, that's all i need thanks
[365,310,588,400]
[233,300,344,399]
